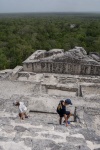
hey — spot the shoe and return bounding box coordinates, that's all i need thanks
[25,116,28,118]
[63,120,70,124]
[67,121,70,124]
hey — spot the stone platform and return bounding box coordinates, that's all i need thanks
[0,73,100,150]
[0,111,100,150]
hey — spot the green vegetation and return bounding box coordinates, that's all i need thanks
[0,13,100,69]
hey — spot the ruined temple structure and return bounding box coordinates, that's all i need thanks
[0,47,100,150]
[23,47,100,75]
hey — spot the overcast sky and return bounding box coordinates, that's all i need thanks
[0,0,100,13]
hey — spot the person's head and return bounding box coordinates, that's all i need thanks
[65,99,72,105]
[13,101,20,106]
[60,100,64,106]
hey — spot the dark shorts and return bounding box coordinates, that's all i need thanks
[59,111,70,117]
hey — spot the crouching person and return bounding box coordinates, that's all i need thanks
[14,102,28,120]
[57,99,73,126]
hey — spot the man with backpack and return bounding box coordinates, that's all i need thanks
[57,99,73,126]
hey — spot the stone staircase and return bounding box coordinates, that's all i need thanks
[0,71,100,150]
[0,111,100,150]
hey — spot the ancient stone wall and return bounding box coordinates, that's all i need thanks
[23,62,100,75]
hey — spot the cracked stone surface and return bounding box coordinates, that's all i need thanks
[0,72,100,150]
[0,111,100,150]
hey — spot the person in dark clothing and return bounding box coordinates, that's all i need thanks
[57,99,73,126]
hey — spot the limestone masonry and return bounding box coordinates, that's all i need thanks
[0,47,100,150]
[23,47,100,75]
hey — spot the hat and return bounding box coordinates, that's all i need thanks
[65,99,72,105]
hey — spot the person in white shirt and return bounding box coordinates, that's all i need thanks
[15,101,28,120]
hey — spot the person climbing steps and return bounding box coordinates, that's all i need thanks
[57,99,73,126]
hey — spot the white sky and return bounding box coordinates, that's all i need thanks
[0,0,100,13]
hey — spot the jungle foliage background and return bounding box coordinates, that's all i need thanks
[0,13,100,69]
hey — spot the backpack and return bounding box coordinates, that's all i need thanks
[56,102,62,114]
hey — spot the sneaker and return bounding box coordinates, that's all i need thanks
[25,116,28,118]
[63,120,70,124]
[67,121,70,124]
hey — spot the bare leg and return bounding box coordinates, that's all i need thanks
[64,114,69,126]
[67,114,71,120]
[63,113,72,123]
[24,112,28,118]
[20,113,25,120]
[66,112,74,120]
[59,117,62,125]
[19,113,21,118]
